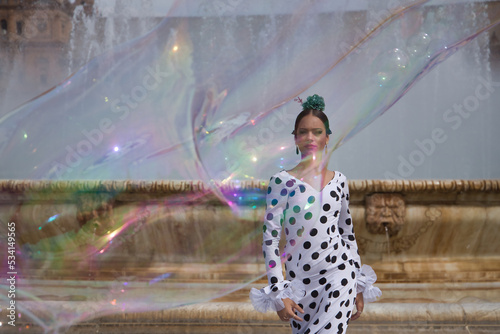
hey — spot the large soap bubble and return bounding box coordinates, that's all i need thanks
[0,0,499,332]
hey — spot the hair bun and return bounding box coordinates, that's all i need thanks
[302,94,325,112]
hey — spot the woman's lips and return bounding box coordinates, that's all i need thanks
[304,144,317,149]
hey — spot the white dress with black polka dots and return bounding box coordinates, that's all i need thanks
[261,170,362,334]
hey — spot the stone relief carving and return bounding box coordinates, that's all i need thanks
[358,206,441,254]
[365,193,406,236]
[76,193,116,236]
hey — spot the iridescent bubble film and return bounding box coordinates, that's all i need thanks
[0,0,499,332]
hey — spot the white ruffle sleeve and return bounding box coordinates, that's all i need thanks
[355,264,382,303]
[249,279,306,313]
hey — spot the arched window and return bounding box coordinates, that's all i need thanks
[16,21,22,35]
[1,19,7,35]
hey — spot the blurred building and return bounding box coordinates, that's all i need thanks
[0,0,94,110]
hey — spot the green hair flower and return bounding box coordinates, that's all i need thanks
[302,94,325,111]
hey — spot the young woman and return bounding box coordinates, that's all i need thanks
[250,94,381,333]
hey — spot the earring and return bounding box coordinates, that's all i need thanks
[296,146,299,155]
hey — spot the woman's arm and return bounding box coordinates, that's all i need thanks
[250,174,306,314]
[338,174,382,303]
[262,175,287,286]
[337,175,362,269]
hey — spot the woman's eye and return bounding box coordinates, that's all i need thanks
[314,130,323,135]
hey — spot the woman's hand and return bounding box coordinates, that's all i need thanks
[277,298,304,322]
[350,292,364,321]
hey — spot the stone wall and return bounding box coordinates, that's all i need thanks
[0,179,499,283]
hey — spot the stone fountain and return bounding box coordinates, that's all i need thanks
[0,178,499,333]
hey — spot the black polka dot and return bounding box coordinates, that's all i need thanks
[342,253,348,261]
[325,255,331,263]
[303,264,311,271]
[331,256,337,264]
[304,314,310,321]
[341,278,348,286]
[311,290,318,298]
[320,216,327,224]
[348,235,355,241]
[311,252,319,260]
[288,255,293,262]
[345,218,352,225]
[325,283,331,291]
[333,290,340,298]
[321,242,328,249]
[289,271,295,278]
[271,276,278,283]
[309,302,316,309]
[351,271,356,279]
[330,191,339,201]
[338,323,344,333]
[319,277,327,285]
[325,322,332,329]
[303,278,311,285]
[303,241,311,249]
[313,319,319,325]
[345,299,350,307]
[309,228,318,236]
[323,203,330,211]
[304,329,310,334]
[320,269,327,275]
[336,311,343,319]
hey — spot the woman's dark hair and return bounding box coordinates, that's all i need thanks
[292,95,332,136]
[292,109,332,137]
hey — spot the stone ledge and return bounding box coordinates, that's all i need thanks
[87,302,500,325]
[5,301,499,327]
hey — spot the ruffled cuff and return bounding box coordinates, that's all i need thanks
[356,264,382,303]
[249,280,306,313]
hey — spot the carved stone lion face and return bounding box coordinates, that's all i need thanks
[365,193,405,236]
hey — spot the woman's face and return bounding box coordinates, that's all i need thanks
[295,113,329,157]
